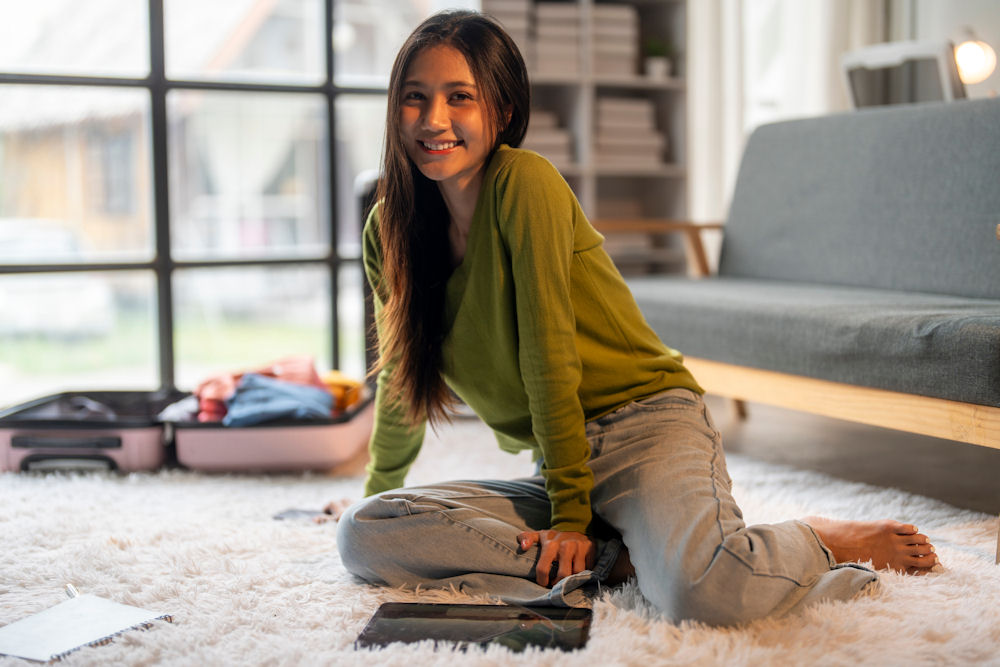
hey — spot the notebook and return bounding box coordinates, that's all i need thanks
[0,586,171,662]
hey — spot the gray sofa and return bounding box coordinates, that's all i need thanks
[615,99,999,534]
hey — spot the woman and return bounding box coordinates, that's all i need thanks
[332,9,939,626]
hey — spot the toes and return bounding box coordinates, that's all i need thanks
[894,531,929,546]
[905,543,935,557]
[903,552,938,569]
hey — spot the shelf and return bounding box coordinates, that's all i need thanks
[593,164,686,178]
[593,75,686,91]
[530,73,584,86]
[549,162,586,177]
[531,73,686,91]
[497,0,688,274]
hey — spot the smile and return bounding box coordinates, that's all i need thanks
[419,140,463,153]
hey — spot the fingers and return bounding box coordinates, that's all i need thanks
[572,542,589,575]
[556,544,574,583]
[536,540,560,586]
[519,531,597,586]
[517,531,541,551]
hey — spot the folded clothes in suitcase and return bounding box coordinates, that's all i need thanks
[0,391,183,472]
[171,396,374,473]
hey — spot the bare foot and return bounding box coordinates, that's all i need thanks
[802,516,939,575]
[313,498,354,524]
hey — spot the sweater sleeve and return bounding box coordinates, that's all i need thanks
[361,206,426,497]
[495,153,596,534]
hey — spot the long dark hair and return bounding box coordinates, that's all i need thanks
[373,10,530,425]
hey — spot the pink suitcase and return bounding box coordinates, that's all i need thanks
[0,391,182,472]
[172,397,374,473]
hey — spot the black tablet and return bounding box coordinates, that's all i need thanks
[355,602,592,652]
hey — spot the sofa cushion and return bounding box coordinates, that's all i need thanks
[719,98,1000,300]
[628,276,1000,408]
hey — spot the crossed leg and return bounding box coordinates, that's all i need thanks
[608,517,941,585]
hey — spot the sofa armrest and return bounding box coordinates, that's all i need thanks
[592,219,724,277]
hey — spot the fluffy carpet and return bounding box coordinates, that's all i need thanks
[2,417,999,666]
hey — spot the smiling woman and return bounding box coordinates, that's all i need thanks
[372,10,529,426]
[328,9,942,628]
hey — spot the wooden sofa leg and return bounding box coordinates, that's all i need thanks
[732,399,749,421]
[995,515,999,565]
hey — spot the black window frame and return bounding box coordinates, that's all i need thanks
[0,0,383,392]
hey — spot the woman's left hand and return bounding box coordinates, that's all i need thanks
[517,529,596,587]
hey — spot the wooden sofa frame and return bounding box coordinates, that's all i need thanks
[595,218,1000,563]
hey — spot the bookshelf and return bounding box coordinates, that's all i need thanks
[484,0,688,273]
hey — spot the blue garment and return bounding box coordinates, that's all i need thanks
[223,373,332,427]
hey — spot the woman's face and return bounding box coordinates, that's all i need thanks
[399,44,494,193]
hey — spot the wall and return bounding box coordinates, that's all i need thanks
[892,0,1000,97]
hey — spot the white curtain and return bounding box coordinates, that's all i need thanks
[687,0,887,255]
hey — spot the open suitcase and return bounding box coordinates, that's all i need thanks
[1,388,375,474]
[171,396,374,473]
[0,391,183,472]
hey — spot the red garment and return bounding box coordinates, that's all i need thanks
[194,355,327,422]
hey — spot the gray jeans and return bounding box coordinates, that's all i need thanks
[337,389,877,626]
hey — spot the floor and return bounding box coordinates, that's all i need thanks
[703,396,1000,516]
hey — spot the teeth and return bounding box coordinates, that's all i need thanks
[423,140,459,151]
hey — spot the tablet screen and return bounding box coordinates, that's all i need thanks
[355,603,592,652]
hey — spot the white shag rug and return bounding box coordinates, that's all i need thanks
[2,417,999,666]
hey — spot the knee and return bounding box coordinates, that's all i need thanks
[668,575,757,627]
[335,497,389,583]
[643,547,773,627]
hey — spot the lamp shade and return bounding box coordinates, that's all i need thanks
[954,38,997,84]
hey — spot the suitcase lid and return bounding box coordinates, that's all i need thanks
[0,390,186,429]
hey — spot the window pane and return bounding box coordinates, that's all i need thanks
[0,2,149,77]
[0,86,154,264]
[173,265,331,389]
[165,0,324,84]
[168,90,329,261]
[333,1,480,87]
[0,271,158,409]
[334,95,385,258]
[338,262,367,381]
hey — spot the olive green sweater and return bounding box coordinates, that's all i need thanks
[362,145,701,534]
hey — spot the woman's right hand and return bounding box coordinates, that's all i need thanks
[314,497,354,523]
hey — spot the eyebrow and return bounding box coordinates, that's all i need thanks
[402,79,478,89]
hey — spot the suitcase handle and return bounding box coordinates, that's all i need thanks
[11,434,122,449]
[20,454,118,472]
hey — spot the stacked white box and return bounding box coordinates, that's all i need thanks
[594,97,666,167]
[522,109,574,167]
[482,0,533,66]
[534,2,582,76]
[591,3,639,77]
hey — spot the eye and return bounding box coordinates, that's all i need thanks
[450,91,474,103]
[402,90,425,102]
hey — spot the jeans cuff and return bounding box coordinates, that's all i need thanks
[591,537,624,583]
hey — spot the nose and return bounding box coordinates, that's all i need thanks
[422,95,449,132]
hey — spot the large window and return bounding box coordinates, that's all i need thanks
[0,0,467,409]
